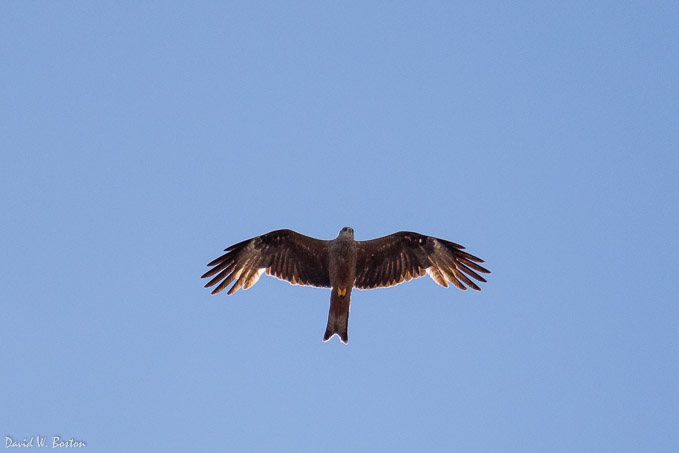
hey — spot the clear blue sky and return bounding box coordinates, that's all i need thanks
[2,1,678,452]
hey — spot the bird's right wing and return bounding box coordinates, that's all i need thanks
[354,231,490,291]
[202,229,331,295]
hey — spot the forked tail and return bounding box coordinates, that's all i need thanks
[323,289,350,344]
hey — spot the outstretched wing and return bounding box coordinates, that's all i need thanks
[202,229,330,295]
[354,231,490,291]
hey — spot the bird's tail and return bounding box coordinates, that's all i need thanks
[323,289,350,344]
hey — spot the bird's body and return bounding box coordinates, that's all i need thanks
[326,228,357,343]
[202,227,490,344]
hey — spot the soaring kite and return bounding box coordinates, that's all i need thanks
[202,227,490,344]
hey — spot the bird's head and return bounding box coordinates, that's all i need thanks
[338,226,354,239]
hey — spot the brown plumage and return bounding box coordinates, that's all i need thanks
[202,227,490,343]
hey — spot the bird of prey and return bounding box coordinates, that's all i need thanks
[202,227,490,344]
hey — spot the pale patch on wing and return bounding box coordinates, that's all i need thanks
[242,268,265,290]
[423,239,471,290]
[426,266,449,287]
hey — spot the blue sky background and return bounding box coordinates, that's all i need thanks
[1,1,678,452]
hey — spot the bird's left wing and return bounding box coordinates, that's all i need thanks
[354,231,490,291]
[202,229,331,295]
